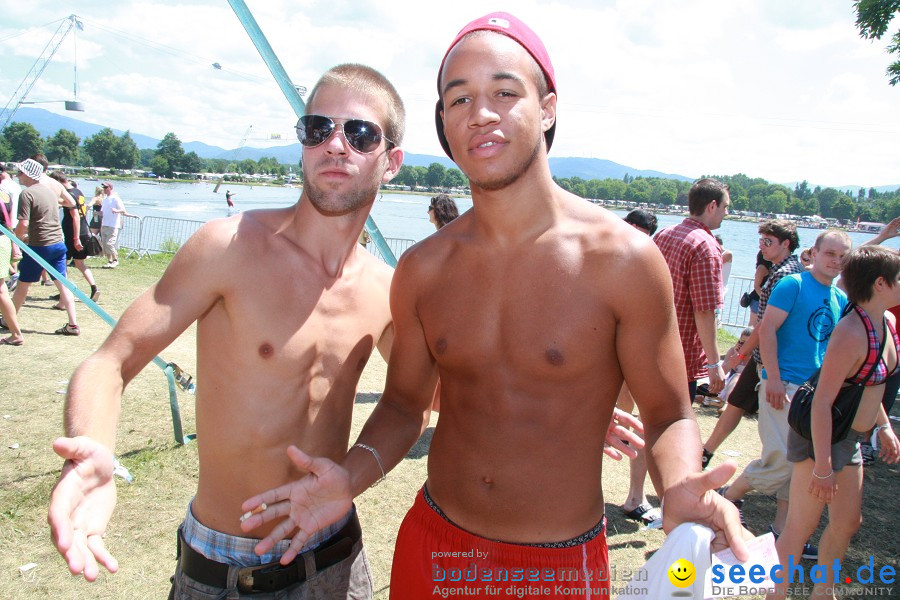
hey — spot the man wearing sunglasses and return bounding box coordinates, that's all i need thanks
[243,12,750,599]
[48,64,403,598]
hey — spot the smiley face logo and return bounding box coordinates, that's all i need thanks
[667,559,696,588]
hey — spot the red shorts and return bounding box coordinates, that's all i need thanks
[389,487,610,599]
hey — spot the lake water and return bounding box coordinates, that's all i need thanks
[95,179,893,281]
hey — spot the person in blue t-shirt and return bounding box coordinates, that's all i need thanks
[718,229,851,554]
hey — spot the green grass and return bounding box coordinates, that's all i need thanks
[0,254,896,599]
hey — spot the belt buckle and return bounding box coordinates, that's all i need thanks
[237,562,278,594]
[237,566,258,594]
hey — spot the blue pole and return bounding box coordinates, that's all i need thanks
[226,0,398,267]
[0,223,192,444]
[225,0,305,116]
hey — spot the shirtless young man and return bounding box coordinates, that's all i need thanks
[47,64,405,599]
[241,13,749,599]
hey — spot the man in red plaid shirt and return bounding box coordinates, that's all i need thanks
[654,178,730,402]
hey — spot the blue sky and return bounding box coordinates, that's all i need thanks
[1,0,898,188]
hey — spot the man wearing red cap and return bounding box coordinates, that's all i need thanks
[244,13,750,599]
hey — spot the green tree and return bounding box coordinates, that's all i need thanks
[182,151,204,174]
[760,189,788,214]
[238,158,258,175]
[150,156,169,178]
[2,122,44,160]
[156,133,186,177]
[394,165,415,188]
[625,178,651,203]
[139,148,155,168]
[45,129,80,164]
[594,178,626,200]
[442,168,467,189]
[832,196,857,220]
[649,178,677,206]
[854,0,900,85]
[83,128,120,167]
[816,188,845,218]
[425,162,446,189]
[109,131,140,170]
[747,183,769,212]
[794,180,812,200]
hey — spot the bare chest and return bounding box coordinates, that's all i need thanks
[198,277,389,381]
[420,250,616,378]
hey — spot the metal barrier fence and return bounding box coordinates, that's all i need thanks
[118,214,143,257]
[366,237,416,262]
[721,275,754,333]
[116,214,416,262]
[116,215,753,331]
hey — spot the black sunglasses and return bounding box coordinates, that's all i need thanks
[295,115,394,154]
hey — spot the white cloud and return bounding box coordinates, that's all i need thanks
[0,0,897,187]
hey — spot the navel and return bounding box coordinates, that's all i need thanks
[545,348,565,366]
[435,338,448,355]
[258,342,274,358]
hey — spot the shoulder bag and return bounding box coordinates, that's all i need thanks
[788,306,886,444]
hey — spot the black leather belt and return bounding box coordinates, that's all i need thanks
[177,513,361,594]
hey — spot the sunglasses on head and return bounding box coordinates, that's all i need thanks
[295,115,394,154]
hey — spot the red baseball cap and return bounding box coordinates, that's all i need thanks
[435,12,557,160]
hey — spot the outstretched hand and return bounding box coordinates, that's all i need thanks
[603,408,645,461]
[240,445,353,564]
[47,436,119,581]
[662,460,752,562]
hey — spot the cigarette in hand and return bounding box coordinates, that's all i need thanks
[240,502,267,522]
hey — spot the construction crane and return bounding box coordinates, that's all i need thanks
[1,14,85,132]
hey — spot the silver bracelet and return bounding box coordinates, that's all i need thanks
[353,443,386,487]
[811,468,833,480]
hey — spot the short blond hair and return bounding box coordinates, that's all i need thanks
[306,64,405,147]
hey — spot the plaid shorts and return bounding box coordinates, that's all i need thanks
[180,498,351,567]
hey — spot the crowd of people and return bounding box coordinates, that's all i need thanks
[0,155,131,345]
[4,9,890,600]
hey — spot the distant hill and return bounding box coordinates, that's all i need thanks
[6,107,700,183]
[548,156,691,181]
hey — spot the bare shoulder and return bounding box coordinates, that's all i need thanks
[182,207,291,254]
[159,208,295,288]
[558,194,671,315]
[356,245,394,295]
[830,312,867,353]
[561,195,665,271]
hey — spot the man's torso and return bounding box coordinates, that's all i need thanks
[187,209,393,538]
[408,197,658,543]
[765,271,846,384]
[654,218,723,378]
[18,183,63,246]
[101,195,123,227]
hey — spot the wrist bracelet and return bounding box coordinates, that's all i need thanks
[353,443,386,487]
[874,424,890,435]
[811,469,833,480]
[737,353,747,361]
[705,360,723,369]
